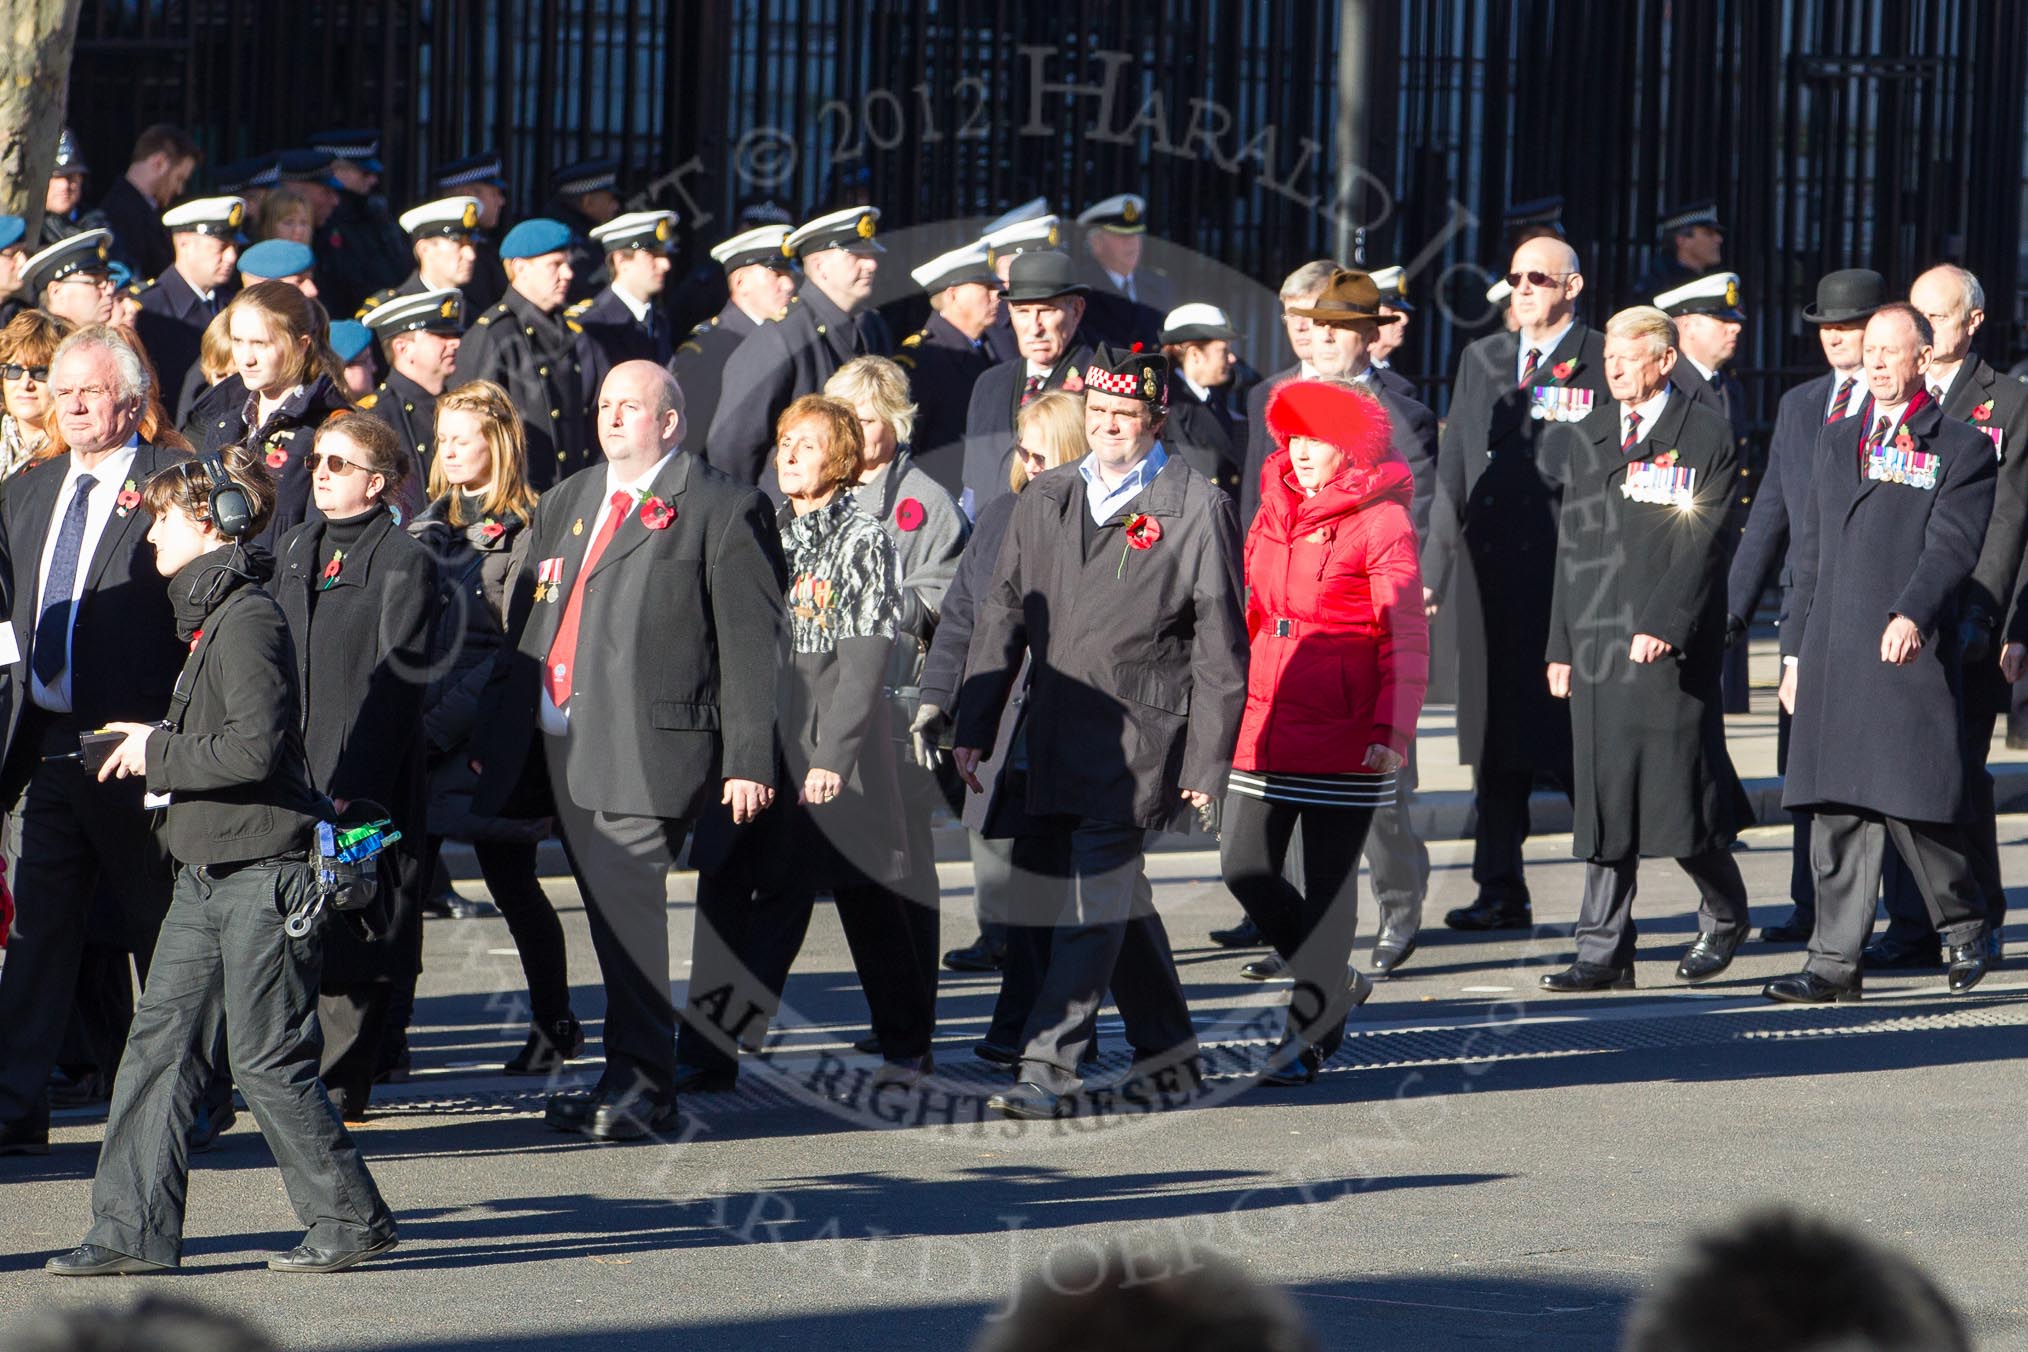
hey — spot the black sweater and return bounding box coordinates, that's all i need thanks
[143,547,326,866]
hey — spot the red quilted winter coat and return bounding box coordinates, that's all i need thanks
[1231,448,1429,773]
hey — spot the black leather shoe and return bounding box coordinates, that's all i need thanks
[1208,916,1265,948]
[1540,962,1634,992]
[46,1244,171,1276]
[504,1016,585,1076]
[423,887,498,920]
[1258,1040,1323,1088]
[1240,953,1289,981]
[543,1089,602,1132]
[187,1103,238,1153]
[870,1053,934,1089]
[941,936,1005,973]
[1946,943,1988,994]
[48,1070,107,1109]
[671,1064,737,1094]
[589,1096,679,1142]
[987,1081,1065,1121]
[1863,937,1942,970]
[851,1034,882,1055]
[0,1102,50,1156]
[268,1236,397,1272]
[1674,933,1741,983]
[1370,931,1418,976]
[973,1041,1019,1067]
[1762,971,1861,1004]
[1444,898,1533,932]
[1760,911,1815,943]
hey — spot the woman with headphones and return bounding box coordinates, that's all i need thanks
[45,446,398,1278]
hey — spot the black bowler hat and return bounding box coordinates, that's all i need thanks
[1002,251,1089,304]
[1803,268,1886,325]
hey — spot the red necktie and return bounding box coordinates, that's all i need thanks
[1021,374,1043,406]
[544,489,634,708]
[1621,410,1641,451]
[1826,377,1855,425]
[1860,414,1889,478]
[1519,347,1542,388]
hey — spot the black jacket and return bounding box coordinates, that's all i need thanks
[448,288,594,490]
[894,312,992,498]
[146,551,325,866]
[97,178,171,283]
[960,345,1093,519]
[705,286,867,487]
[670,302,760,470]
[133,267,227,405]
[573,284,674,403]
[1726,371,1837,625]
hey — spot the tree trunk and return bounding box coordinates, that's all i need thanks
[0,0,85,242]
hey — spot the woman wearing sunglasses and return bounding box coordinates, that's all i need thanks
[273,413,439,1121]
[0,310,72,479]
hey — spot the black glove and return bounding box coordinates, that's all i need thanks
[1724,614,1747,649]
[1960,612,1994,665]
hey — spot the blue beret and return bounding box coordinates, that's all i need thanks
[499,217,573,260]
[328,320,373,364]
[0,216,24,252]
[239,239,317,279]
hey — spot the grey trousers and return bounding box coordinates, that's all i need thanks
[1017,820,1196,1094]
[1573,849,1750,970]
[1364,742,1429,936]
[1808,809,1985,984]
[84,862,394,1267]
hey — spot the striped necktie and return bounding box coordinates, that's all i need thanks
[1519,347,1542,388]
[1621,410,1641,451]
[1861,414,1889,476]
[1826,376,1855,425]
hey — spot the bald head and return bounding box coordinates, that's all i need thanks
[1508,236,1583,336]
[597,360,687,468]
[1910,265,1985,364]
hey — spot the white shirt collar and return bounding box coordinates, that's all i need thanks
[1621,387,1670,443]
[610,283,652,324]
[1181,373,1211,403]
[603,449,676,505]
[1825,368,1862,414]
[1684,355,1718,383]
[1869,400,1910,436]
[1518,319,1574,379]
[1106,268,1131,291]
[1297,360,1319,379]
[1927,360,1963,401]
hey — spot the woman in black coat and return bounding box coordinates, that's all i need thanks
[408,380,579,1075]
[274,413,439,1121]
[677,395,934,1091]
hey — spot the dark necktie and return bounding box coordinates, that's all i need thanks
[544,490,634,708]
[1519,347,1542,388]
[1861,414,1890,477]
[1021,374,1043,407]
[1621,410,1642,452]
[33,474,97,688]
[643,308,661,343]
[1826,377,1855,425]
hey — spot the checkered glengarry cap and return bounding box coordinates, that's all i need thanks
[1084,344,1169,404]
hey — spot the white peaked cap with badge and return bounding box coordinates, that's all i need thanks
[784,206,883,258]
[910,243,998,293]
[161,197,246,235]
[980,197,1051,236]
[1654,271,1744,319]
[398,196,480,237]
[980,215,1063,260]
[710,224,795,270]
[1159,303,1240,343]
[1076,193,1147,232]
[590,210,680,252]
[1369,266,1407,297]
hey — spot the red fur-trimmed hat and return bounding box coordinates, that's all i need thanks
[1264,379,1394,468]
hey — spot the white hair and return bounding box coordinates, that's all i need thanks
[1606,305,1677,360]
[52,326,150,406]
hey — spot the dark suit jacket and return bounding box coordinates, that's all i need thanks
[669,302,760,470]
[474,450,789,820]
[1239,366,1438,546]
[1072,260,1172,349]
[0,443,191,764]
[1727,371,1837,624]
[573,284,675,407]
[96,179,171,283]
[705,287,861,486]
[133,267,222,406]
[449,289,594,491]
[960,344,1093,519]
[956,455,1248,832]
[1940,355,2028,629]
[1677,362,1756,540]
[894,311,992,498]
[1784,400,1994,821]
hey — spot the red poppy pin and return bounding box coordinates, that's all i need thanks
[638,496,674,530]
[318,549,345,591]
[1894,428,1915,454]
[1974,400,1995,422]
[1116,512,1162,579]
[265,442,288,470]
[188,628,203,653]
[1061,371,1084,394]
[1653,448,1679,467]
[114,478,140,518]
[1551,359,1575,382]
[895,497,925,532]
[478,519,506,542]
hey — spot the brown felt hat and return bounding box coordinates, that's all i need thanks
[1287,269,1404,326]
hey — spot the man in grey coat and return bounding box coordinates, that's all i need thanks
[955,345,1248,1121]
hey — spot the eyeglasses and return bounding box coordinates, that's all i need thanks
[1506,270,1571,289]
[53,273,116,293]
[1,364,48,382]
[314,452,369,476]
[1012,444,1048,468]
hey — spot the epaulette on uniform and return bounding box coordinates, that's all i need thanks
[565,298,594,318]
[356,391,380,410]
[901,331,924,348]
[475,302,509,327]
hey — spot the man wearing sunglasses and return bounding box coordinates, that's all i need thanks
[1425,234,1608,934]
[21,230,118,329]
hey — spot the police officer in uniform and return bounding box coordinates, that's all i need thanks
[447,218,590,490]
[307,133,408,319]
[360,288,465,482]
[434,153,512,312]
[542,158,620,305]
[132,196,245,398]
[41,129,98,247]
[895,242,1000,496]
[669,222,796,467]
[356,196,482,318]
[961,250,1093,519]
[1632,201,1725,307]
[976,199,1056,364]
[1656,272,1757,713]
[572,209,679,398]
[705,206,885,485]
[1073,194,1172,349]
[210,153,280,218]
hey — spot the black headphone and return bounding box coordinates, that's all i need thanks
[197,446,256,539]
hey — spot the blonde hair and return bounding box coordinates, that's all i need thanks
[196,309,234,383]
[224,280,328,391]
[1009,389,1086,492]
[256,186,313,242]
[1606,305,1677,360]
[776,394,863,494]
[824,355,917,449]
[429,380,539,526]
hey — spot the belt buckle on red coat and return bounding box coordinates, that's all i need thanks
[1272,619,1294,638]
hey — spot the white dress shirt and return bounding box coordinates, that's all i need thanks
[31,439,139,713]
[1516,320,1574,384]
[538,449,677,736]
[1824,370,1862,421]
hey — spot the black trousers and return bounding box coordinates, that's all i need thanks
[1880,707,2003,945]
[1807,808,1986,984]
[83,861,394,1267]
[1015,819,1195,1095]
[1775,704,1815,915]
[0,715,169,1126]
[970,830,1073,1050]
[677,807,934,1078]
[1470,768,1572,907]
[416,837,574,1030]
[1220,793,1374,1050]
[1572,849,1750,970]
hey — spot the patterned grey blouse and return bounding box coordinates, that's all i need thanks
[779,494,899,655]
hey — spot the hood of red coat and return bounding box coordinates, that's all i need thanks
[1259,447,1414,528]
